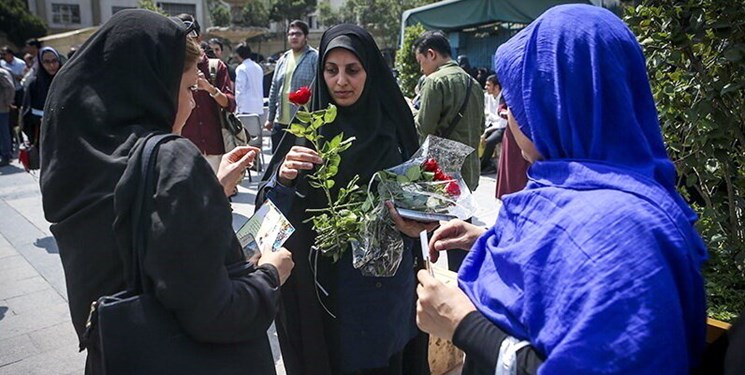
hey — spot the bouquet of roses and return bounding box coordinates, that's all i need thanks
[351,136,475,277]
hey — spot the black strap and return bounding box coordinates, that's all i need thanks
[128,133,179,294]
[437,76,474,139]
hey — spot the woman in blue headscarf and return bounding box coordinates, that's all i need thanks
[390,4,707,374]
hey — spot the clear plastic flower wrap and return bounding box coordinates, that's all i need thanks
[352,135,476,277]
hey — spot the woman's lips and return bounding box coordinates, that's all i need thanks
[335,91,353,98]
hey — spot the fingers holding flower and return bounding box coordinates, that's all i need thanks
[278,146,323,185]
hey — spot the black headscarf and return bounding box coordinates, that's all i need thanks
[24,47,63,112]
[263,24,419,208]
[41,9,189,222]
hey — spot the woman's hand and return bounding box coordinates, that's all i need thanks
[428,220,486,262]
[386,201,439,238]
[278,146,323,186]
[258,247,294,286]
[217,146,258,197]
[416,269,476,341]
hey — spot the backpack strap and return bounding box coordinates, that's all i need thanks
[437,75,474,139]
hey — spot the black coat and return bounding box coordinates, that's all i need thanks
[41,9,281,374]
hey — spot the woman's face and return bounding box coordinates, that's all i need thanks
[40,51,60,76]
[172,65,198,134]
[507,108,542,164]
[323,48,367,107]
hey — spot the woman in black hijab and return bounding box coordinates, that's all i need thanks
[258,24,427,375]
[21,46,62,145]
[40,9,293,374]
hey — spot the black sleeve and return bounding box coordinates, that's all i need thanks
[452,310,544,375]
[145,139,281,344]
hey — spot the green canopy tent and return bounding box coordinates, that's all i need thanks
[401,0,620,69]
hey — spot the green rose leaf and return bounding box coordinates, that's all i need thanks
[288,123,306,137]
[324,104,337,122]
[296,111,312,123]
[325,180,335,189]
[405,165,421,181]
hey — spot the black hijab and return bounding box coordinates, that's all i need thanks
[263,24,419,209]
[25,47,63,111]
[41,9,189,222]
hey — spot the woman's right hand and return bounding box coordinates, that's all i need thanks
[258,248,294,286]
[428,220,486,262]
[278,146,323,185]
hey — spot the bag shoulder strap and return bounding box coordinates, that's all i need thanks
[438,75,474,139]
[128,132,180,294]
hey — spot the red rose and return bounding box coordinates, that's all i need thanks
[422,158,439,172]
[288,86,312,106]
[433,169,450,181]
[446,181,461,197]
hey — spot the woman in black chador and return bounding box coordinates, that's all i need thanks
[40,9,293,374]
[258,24,430,375]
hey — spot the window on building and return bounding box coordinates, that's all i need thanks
[52,3,81,25]
[157,2,196,17]
[112,6,136,14]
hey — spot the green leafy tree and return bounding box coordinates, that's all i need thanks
[269,0,315,23]
[205,0,230,27]
[0,0,46,47]
[239,1,270,28]
[319,0,435,51]
[395,23,426,98]
[625,0,745,321]
[137,0,167,16]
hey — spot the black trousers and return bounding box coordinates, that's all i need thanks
[480,127,505,171]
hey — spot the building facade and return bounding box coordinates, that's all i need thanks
[27,0,208,33]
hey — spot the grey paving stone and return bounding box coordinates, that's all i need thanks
[0,334,40,367]
[6,288,66,315]
[0,302,70,341]
[27,321,79,354]
[0,256,38,284]
[0,276,49,301]
[0,344,85,375]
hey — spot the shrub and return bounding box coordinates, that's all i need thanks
[395,23,426,98]
[625,0,745,322]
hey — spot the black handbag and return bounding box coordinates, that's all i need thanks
[208,58,244,136]
[82,133,259,375]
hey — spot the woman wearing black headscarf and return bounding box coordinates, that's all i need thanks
[258,24,427,375]
[40,9,293,374]
[21,46,62,145]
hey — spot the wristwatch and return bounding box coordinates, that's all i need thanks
[210,88,220,97]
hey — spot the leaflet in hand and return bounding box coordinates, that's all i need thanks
[235,199,294,263]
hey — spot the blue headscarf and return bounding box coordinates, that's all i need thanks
[459,4,708,373]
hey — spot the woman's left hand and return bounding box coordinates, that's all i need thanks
[217,146,259,197]
[416,269,476,341]
[385,201,439,237]
[196,71,213,92]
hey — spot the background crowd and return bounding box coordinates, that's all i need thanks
[0,3,739,375]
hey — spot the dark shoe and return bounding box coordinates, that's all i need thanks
[0,159,10,167]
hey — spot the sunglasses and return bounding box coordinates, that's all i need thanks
[42,58,59,65]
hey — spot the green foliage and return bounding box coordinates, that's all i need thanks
[0,0,46,47]
[318,0,436,50]
[212,6,231,27]
[625,0,745,321]
[395,24,426,98]
[137,0,167,16]
[286,104,368,261]
[239,1,270,28]
[269,0,315,23]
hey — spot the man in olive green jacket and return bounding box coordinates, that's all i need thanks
[412,30,484,271]
[412,31,484,193]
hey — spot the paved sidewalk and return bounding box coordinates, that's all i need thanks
[0,150,500,375]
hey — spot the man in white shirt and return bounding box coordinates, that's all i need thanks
[480,74,507,174]
[234,43,264,118]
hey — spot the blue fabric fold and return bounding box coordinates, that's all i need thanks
[460,4,708,373]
